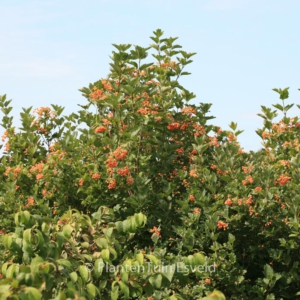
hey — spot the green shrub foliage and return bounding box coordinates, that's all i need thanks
[1,29,300,299]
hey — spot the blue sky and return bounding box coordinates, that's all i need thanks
[1,0,300,151]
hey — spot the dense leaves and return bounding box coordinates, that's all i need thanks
[1,29,300,299]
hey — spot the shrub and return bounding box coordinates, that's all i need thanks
[1,29,300,299]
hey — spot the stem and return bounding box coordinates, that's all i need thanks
[175,65,184,82]
[282,100,286,117]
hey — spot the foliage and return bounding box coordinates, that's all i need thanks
[1,29,300,299]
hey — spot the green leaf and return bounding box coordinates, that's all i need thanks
[122,259,132,271]
[14,212,21,226]
[202,290,226,300]
[103,227,114,238]
[228,233,235,243]
[30,256,44,273]
[2,234,12,249]
[23,229,32,245]
[264,264,274,279]
[34,229,44,249]
[145,254,159,266]
[95,238,109,249]
[285,103,294,111]
[86,283,99,299]
[130,127,141,138]
[128,217,137,233]
[149,273,162,289]
[229,122,237,131]
[136,253,144,265]
[134,213,146,227]
[120,268,129,282]
[111,282,119,300]
[115,221,124,233]
[5,264,19,279]
[70,272,78,283]
[24,287,42,300]
[21,211,31,225]
[53,291,67,300]
[280,88,289,100]
[272,104,283,111]
[56,259,73,269]
[78,265,89,284]
[185,255,195,267]
[108,247,118,260]
[193,253,205,266]
[235,129,244,136]
[118,281,130,299]
[94,259,104,278]
[25,273,34,286]
[1,262,8,275]
[101,248,110,263]
[161,264,175,282]
[62,224,73,239]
